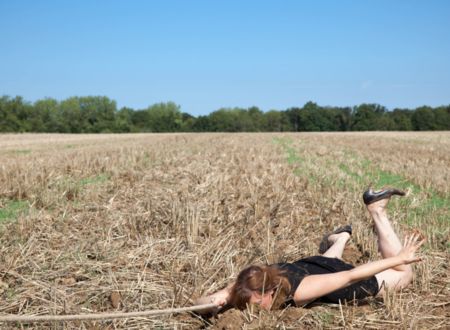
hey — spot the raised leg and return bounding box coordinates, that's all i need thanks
[366,198,413,294]
[322,232,351,259]
[367,200,403,259]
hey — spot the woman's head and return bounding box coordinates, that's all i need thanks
[229,265,291,310]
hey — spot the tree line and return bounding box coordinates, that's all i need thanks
[1,95,449,133]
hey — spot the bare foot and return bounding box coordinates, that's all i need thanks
[366,198,390,215]
[328,231,351,244]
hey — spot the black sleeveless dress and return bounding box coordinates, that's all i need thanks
[273,256,379,304]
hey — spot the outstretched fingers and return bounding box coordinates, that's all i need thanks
[405,233,414,246]
[404,230,426,248]
[403,234,415,248]
[401,229,427,263]
[413,230,427,249]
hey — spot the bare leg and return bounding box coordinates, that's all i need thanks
[322,232,351,259]
[367,200,403,258]
[367,199,413,293]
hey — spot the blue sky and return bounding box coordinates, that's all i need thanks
[1,0,449,115]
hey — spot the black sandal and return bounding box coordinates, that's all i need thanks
[363,188,405,205]
[318,225,352,254]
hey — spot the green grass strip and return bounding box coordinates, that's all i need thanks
[79,174,109,186]
[0,200,28,223]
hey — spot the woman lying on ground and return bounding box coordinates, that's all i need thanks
[194,188,425,313]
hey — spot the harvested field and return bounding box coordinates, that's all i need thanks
[0,132,449,329]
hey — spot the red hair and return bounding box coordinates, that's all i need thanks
[229,265,291,310]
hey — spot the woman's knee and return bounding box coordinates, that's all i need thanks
[375,268,413,293]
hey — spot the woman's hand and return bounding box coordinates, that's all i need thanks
[193,283,233,314]
[209,289,229,308]
[397,231,426,264]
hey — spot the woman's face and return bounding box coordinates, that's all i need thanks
[249,290,274,310]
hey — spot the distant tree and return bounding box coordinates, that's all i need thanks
[390,109,413,131]
[208,108,242,132]
[0,96,14,131]
[33,98,60,132]
[145,102,182,132]
[181,112,194,122]
[56,96,117,133]
[180,112,195,131]
[263,110,291,131]
[207,107,263,132]
[79,96,117,133]
[301,102,339,131]
[377,115,396,130]
[191,115,211,132]
[1,94,450,133]
[59,97,83,133]
[131,109,151,131]
[412,106,435,130]
[332,107,352,131]
[0,96,34,132]
[285,107,301,131]
[115,107,134,132]
[351,104,389,130]
[247,106,264,131]
[302,102,317,130]
[433,106,450,130]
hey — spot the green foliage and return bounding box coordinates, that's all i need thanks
[263,110,291,131]
[0,200,28,223]
[0,95,448,132]
[433,106,450,130]
[412,106,435,130]
[115,107,134,132]
[130,102,182,132]
[146,102,182,132]
[79,174,109,186]
[0,96,31,132]
[300,101,334,131]
[351,104,395,130]
[285,102,353,132]
[33,98,60,132]
[208,107,260,132]
[390,109,413,130]
[60,96,117,133]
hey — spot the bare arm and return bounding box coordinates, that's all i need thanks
[294,233,424,305]
[193,283,234,315]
